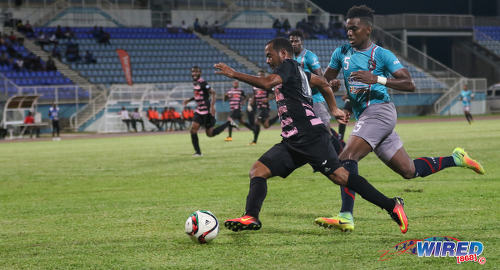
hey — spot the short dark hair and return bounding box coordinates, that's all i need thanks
[289,29,304,40]
[346,5,374,25]
[266,37,293,55]
[191,65,200,70]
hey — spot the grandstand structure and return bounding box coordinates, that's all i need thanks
[0,0,494,133]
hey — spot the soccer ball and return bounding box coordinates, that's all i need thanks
[185,210,219,244]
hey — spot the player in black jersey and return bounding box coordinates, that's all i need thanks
[223,80,254,141]
[248,70,279,144]
[214,38,409,234]
[183,66,236,157]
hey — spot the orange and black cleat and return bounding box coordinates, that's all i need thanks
[224,215,262,232]
[388,197,408,234]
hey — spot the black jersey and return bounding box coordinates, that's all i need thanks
[253,86,271,109]
[273,59,327,143]
[226,88,246,110]
[193,77,211,115]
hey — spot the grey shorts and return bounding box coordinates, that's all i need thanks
[349,102,403,162]
[313,102,331,127]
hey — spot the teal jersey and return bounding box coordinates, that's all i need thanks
[294,49,324,103]
[460,90,472,107]
[329,43,404,119]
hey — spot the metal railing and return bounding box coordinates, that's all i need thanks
[1,0,145,9]
[372,25,463,79]
[374,14,474,30]
[433,78,487,114]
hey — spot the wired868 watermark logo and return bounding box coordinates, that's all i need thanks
[378,236,486,265]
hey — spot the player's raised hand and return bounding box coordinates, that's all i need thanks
[214,63,235,78]
[350,71,377,84]
[328,79,341,92]
[332,108,348,124]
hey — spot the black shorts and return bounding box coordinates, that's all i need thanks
[258,132,342,178]
[230,109,242,120]
[193,112,216,129]
[257,108,270,121]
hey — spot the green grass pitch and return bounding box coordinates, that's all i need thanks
[1,118,499,269]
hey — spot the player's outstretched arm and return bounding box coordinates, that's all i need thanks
[214,63,282,90]
[349,68,416,92]
[310,74,347,124]
[183,97,194,106]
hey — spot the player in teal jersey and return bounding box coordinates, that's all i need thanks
[289,30,346,152]
[315,5,485,232]
[459,84,474,124]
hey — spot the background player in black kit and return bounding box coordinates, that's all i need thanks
[214,38,409,234]
[183,66,235,156]
[248,70,279,144]
[223,80,254,141]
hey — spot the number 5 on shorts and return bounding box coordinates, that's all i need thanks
[353,121,364,133]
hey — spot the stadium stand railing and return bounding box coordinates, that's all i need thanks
[374,14,474,30]
[434,78,487,115]
[474,26,500,56]
[35,27,253,85]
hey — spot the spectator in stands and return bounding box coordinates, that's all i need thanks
[120,106,131,132]
[6,43,18,58]
[48,32,58,45]
[200,21,209,35]
[166,21,178,33]
[36,31,50,47]
[84,50,97,64]
[49,103,60,140]
[17,20,34,37]
[55,25,64,39]
[0,52,9,66]
[51,44,62,60]
[23,111,40,138]
[272,18,282,31]
[98,27,111,45]
[211,20,224,35]
[64,27,75,39]
[13,57,23,71]
[181,20,192,33]
[91,26,100,39]
[8,31,17,43]
[65,40,81,62]
[282,18,291,33]
[46,56,57,71]
[194,18,201,33]
[32,56,43,71]
[16,20,24,32]
[131,108,145,132]
[147,106,162,131]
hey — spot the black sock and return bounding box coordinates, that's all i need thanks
[346,173,395,211]
[413,156,456,177]
[228,125,232,137]
[243,121,254,131]
[253,124,260,143]
[268,115,280,126]
[330,130,343,154]
[245,177,267,218]
[212,121,230,136]
[191,133,201,154]
[340,160,357,214]
[338,123,346,141]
